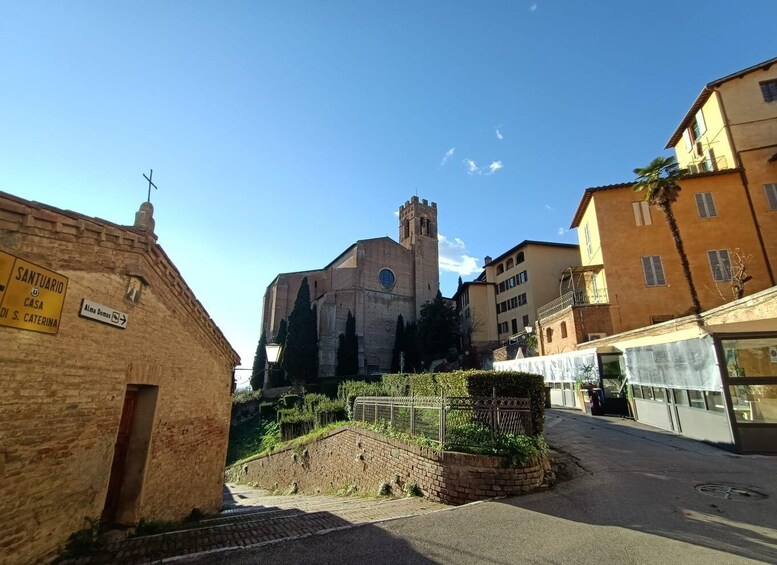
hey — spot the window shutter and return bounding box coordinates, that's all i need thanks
[683,130,692,151]
[765,184,777,210]
[632,202,643,226]
[695,110,706,136]
[653,257,666,285]
[695,192,717,218]
[642,256,656,286]
[641,201,652,225]
[708,250,731,282]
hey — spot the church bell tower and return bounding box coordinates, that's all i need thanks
[399,196,439,315]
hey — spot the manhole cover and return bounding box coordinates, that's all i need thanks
[695,483,767,501]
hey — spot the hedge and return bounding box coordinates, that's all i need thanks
[376,370,545,435]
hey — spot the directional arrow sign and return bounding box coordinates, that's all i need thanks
[79,299,128,329]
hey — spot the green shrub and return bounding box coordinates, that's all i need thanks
[279,412,315,441]
[232,390,263,406]
[338,380,388,418]
[280,394,301,409]
[315,399,347,426]
[258,401,277,417]
[227,417,280,464]
[304,393,328,412]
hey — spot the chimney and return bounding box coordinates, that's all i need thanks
[484,255,492,265]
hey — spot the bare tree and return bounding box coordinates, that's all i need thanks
[710,248,753,302]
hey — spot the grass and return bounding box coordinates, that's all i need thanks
[226,417,280,465]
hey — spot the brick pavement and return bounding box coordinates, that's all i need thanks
[60,484,447,564]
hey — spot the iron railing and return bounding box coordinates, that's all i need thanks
[537,288,609,320]
[351,395,532,448]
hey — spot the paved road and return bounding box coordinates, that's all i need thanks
[188,409,777,564]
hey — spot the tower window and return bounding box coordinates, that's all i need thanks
[404,221,410,239]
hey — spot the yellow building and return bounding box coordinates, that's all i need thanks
[537,57,777,354]
[452,279,499,352]
[460,241,580,352]
[666,55,777,277]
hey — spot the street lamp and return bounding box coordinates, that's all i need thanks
[264,342,283,389]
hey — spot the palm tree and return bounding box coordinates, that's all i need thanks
[633,156,702,320]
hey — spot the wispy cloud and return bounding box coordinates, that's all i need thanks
[529,2,537,12]
[544,204,556,212]
[438,234,480,276]
[463,159,481,175]
[393,210,400,218]
[557,227,568,236]
[440,147,455,166]
[486,161,504,175]
[495,128,504,140]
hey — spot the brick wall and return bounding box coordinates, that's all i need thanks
[227,426,548,505]
[0,193,238,564]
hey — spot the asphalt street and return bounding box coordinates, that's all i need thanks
[186,409,777,564]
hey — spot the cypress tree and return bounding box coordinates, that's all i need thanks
[404,321,421,373]
[343,311,359,375]
[391,314,405,373]
[336,333,347,376]
[417,290,458,364]
[250,330,267,391]
[282,277,319,384]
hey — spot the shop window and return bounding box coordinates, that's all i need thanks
[672,389,689,406]
[652,387,666,402]
[631,385,643,399]
[688,390,706,409]
[642,386,655,401]
[729,385,777,423]
[704,391,725,413]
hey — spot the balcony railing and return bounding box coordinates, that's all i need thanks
[537,288,609,320]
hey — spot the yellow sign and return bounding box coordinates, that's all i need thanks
[0,250,68,334]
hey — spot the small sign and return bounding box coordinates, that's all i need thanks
[0,250,68,334]
[79,299,128,329]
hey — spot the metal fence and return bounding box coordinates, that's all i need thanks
[351,395,532,448]
[537,287,609,320]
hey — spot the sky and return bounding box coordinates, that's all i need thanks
[1,1,775,387]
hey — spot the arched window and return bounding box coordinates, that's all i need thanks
[404,220,410,239]
[561,321,568,338]
[546,327,553,343]
[506,258,514,270]
[516,252,525,264]
[496,264,504,275]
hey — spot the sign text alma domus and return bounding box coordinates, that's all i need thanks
[0,250,69,334]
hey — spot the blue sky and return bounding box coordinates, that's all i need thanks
[1,1,775,386]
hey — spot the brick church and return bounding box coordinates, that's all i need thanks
[262,196,439,377]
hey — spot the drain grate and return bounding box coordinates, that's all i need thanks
[695,483,767,501]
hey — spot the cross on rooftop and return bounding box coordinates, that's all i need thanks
[143,169,158,203]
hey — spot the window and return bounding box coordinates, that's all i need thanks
[708,249,732,282]
[765,184,777,211]
[560,322,568,338]
[516,252,525,264]
[631,385,643,399]
[517,293,527,306]
[695,192,717,218]
[688,390,705,409]
[761,79,777,103]
[583,224,593,258]
[522,314,529,327]
[704,391,725,413]
[518,270,528,284]
[508,277,516,288]
[498,322,509,334]
[378,268,395,289]
[506,258,514,270]
[546,327,553,343]
[632,201,652,226]
[672,389,689,406]
[683,110,706,150]
[699,149,717,172]
[511,319,518,334]
[641,256,666,287]
[498,281,506,293]
[509,297,518,310]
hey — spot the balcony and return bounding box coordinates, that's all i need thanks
[537,288,609,320]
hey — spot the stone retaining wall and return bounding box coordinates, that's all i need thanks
[227,426,549,505]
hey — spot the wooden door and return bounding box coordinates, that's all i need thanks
[102,388,138,526]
